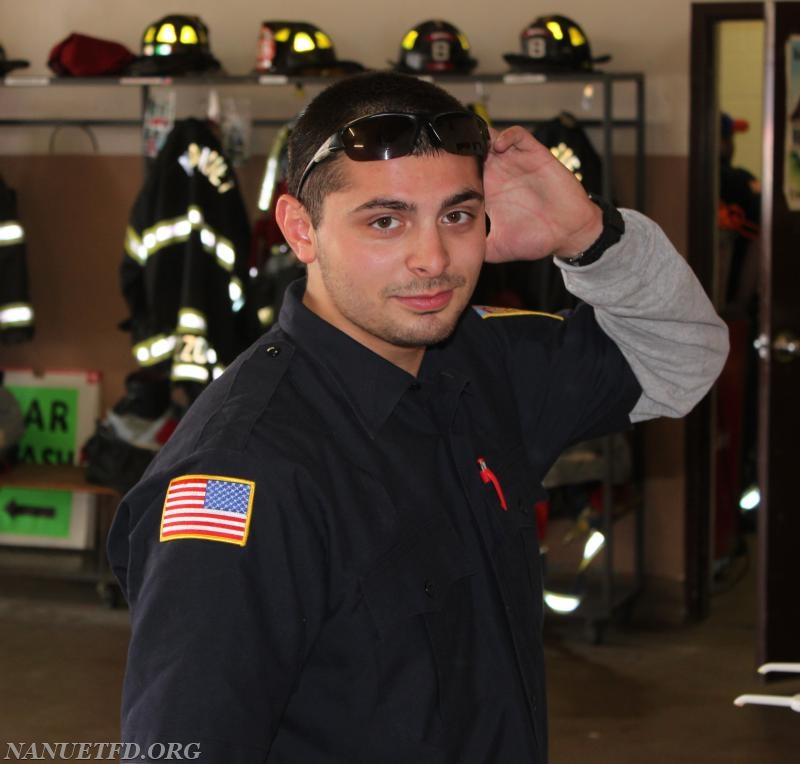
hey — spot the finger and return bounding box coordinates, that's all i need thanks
[489,125,542,156]
[489,126,527,155]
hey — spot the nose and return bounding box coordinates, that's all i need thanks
[406,223,450,277]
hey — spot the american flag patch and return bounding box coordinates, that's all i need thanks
[159,474,255,546]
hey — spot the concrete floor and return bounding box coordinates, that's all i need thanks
[0,539,797,763]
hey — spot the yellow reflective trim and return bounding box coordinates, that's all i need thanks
[401,30,419,50]
[274,27,291,42]
[172,363,210,383]
[180,25,199,45]
[257,306,275,327]
[125,211,238,270]
[0,302,34,327]
[200,226,216,249]
[177,308,207,333]
[124,227,147,264]
[293,32,315,53]
[229,277,244,312]
[132,334,176,366]
[315,31,333,49]
[546,21,564,40]
[0,222,25,245]
[457,33,470,51]
[568,26,587,47]
[215,239,235,269]
[156,23,177,44]
[144,26,156,44]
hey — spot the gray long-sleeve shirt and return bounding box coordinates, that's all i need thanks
[557,208,730,422]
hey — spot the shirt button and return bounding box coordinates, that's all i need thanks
[265,345,281,357]
[423,579,435,598]
[410,382,421,391]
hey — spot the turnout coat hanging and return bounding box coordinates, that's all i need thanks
[120,118,253,390]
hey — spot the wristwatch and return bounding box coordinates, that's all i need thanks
[561,194,625,267]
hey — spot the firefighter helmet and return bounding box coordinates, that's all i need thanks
[504,15,610,73]
[0,44,30,76]
[126,14,221,76]
[254,21,364,76]
[393,20,478,75]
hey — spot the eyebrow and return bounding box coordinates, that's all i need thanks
[442,189,484,210]
[351,188,484,216]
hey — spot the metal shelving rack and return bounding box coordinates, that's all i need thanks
[1,71,646,625]
[1,70,645,208]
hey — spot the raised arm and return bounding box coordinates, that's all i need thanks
[483,126,728,422]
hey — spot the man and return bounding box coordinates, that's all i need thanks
[717,112,760,312]
[108,72,728,763]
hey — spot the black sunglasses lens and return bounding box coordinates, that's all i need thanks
[432,114,488,156]
[343,115,419,161]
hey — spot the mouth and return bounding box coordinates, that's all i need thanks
[392,290,454,312]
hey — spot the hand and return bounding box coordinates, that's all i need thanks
[483,126,603,263]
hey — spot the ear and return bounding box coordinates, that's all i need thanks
[275,193,316,264]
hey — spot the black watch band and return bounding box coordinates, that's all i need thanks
[561,194,625,267]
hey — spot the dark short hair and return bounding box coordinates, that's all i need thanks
[287,71,477,225]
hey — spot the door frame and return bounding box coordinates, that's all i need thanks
[685,1,763,621]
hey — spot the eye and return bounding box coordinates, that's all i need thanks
[442,209,473,225]
[370,215,400,230]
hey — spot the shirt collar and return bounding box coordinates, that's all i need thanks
[278,278,418,438]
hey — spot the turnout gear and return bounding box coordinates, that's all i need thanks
[125,15,221,77]
[504,15,610,73]
[253,21,364,76]
[120,118,252,391]
[0,177,35,344]
[533,111,603,195]
[251,120,305,331]
[0,44,30,76]
[393,19,478,75]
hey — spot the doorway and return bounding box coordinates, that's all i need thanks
[712,20,764,592]
[686,1,763,625]
[688,1,800,664]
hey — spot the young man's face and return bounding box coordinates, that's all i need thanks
[298,152,486,373]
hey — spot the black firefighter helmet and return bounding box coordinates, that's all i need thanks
[0,44,30,76]
[504,15,610,73]
[393,19,478,75]
[125,14,222,76]
[253,21,364,76]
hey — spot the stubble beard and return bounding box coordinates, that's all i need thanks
[316,255,471,350]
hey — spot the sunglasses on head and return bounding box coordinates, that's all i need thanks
[295,111,490,199]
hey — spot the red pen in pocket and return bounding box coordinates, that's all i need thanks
[477,457,508,511]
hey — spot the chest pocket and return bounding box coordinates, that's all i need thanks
[479,442,546,536]
[360,512,476,636]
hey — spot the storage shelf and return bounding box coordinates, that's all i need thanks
[0,71,646,618]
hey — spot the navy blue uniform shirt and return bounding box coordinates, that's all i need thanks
[108,278,641,763]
